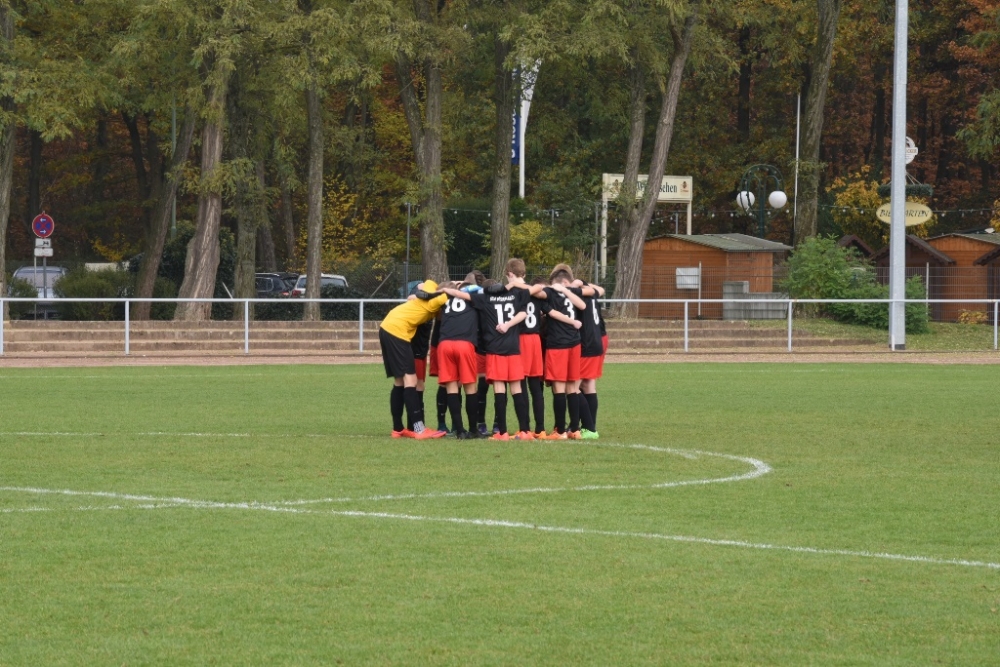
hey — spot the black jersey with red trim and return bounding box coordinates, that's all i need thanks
[579,287,603,358]
[538,286,583,349]
[439,294,480,345]
[520,289,542,336]
[471,288,529,356]
[412,321,432,359]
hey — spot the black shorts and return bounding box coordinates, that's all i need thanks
[379,328,416,378]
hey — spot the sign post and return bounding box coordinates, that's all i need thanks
[31,212,55,320]
[600,174,694,280]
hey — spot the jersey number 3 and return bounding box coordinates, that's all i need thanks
[494,303,515,324]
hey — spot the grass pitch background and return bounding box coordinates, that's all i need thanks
[1,363,998,665]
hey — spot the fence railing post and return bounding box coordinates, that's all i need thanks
[684,301,689,353]
[787,300,793,352]
[0,298,5,356]
[244,300,250,354]
[995,301,998,351]
[124,300,130,356]
[359,301,365,353]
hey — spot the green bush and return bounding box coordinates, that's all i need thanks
[5,275,37,319]
[827,275,930,334]
[55,268,133,320]
[783,236,930,333]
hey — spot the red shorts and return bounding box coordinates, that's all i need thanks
[437,340,478,385]
[544,345,581,383]
[428,345,439,377]
[580,355,603,380]
[519,334,543,377]
[414,358,427,382]
[477,353,487,376]
[602,334,609,355]
[486,354,525,383]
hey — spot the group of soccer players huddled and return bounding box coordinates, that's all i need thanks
[377,258,608,441]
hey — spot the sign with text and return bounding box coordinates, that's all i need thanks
[602,174,693,203]
[876,201,933,226]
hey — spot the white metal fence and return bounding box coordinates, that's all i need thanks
[1,297,999,356]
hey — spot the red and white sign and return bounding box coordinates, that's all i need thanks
[32,213,55,238]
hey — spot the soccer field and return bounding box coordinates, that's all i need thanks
[1,363,998,665]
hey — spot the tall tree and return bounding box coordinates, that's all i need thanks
[394,0,469,281]
[613,1,701,315]
[0,5,14,319]
[174,0,253,321]
[794,0,843,243]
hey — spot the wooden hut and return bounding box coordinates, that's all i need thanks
[872,235,955,321]
[926,233,1000,321]
[838,235,875,259]
[639,234,792,319]
[974,244,1000,323]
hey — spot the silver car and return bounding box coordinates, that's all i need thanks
[12,265,68,318]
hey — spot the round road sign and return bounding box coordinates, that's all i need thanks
[32,213,55,238]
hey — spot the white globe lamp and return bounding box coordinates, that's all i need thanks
[768,191,788,210]
[736,191,755,212]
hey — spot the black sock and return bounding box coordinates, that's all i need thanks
[568,392,581,432]
[477,377,489,425]
[447,392,464,433]
[578,391,595,431]
[553,392,567,434]
[513,392,530,433]
[466,392,479,433]
[403,387,424,432]
[436,386,448,425]
[528,377,545,432]
[585,393,598,430]
[390,386,405,432]
[408,389,425,431]
[494,392,508,434]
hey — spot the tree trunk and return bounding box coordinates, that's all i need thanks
[281,177,296,266]
[396,55,449,282]
[257,218,278,272]
[489,36,516,281]
[613,58,647,306]
[25,129,42,226]
[0,9,13,320]
[794,0,842,244]
[613,12,698,317]
[737,26,753,142]
[133,112,196,320]
[175,79,229,322]
[304,81,324,321]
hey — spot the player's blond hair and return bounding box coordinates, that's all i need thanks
[505,258,526,278]
[549,263,574,283]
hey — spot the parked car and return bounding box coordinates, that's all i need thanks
[255,272,298,298]
[289,273,349,297]
[11,265,68,319]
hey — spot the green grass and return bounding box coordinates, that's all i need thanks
[1,363,998,666]
[754,315,1000,351]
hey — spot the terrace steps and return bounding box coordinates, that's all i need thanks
[0,319,871,356]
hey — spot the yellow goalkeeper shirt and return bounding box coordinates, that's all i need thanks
[379,282,447,342]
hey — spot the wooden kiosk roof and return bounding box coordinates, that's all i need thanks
[645,233,792,253]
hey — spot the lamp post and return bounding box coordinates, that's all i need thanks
[736,165,787,238]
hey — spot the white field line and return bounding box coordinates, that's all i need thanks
[2,486,997,571]
[273,444,770,506]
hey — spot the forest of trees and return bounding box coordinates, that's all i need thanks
[1,0,999,319]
